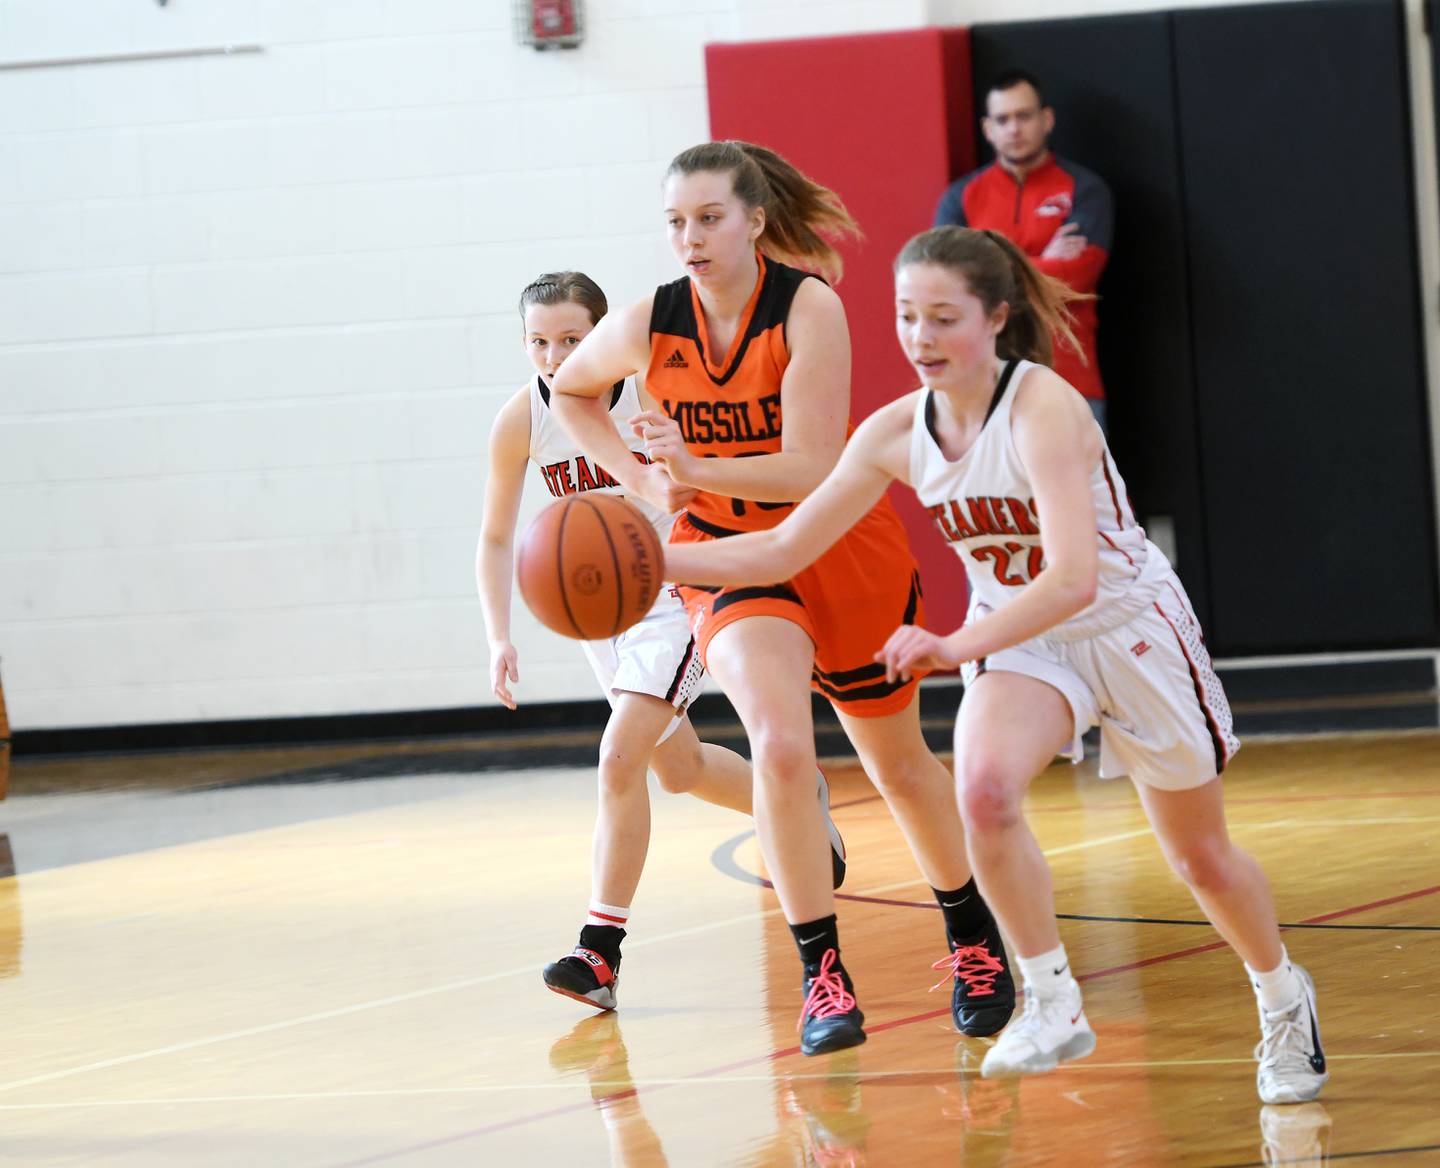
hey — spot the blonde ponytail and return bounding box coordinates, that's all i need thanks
[666,140,862,282]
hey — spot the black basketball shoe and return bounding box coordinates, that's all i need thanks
[543,945,619,1011]
[799,949,867,1056]
[930,920,1015,1038]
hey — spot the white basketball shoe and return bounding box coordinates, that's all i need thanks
[1255,964,1328,1104]
[980,978,1096,1077]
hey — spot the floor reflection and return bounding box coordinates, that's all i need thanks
[0,834,19,978]
[936,1047,1019,1153]
[550,1014,669,1167]
[777,1049,870,1166]
[1260,1102,1332,1166]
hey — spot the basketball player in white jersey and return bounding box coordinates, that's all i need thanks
[478,272,846,1012]
[656,231,1325,1103]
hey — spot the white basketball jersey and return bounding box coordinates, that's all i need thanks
[910,359,1160,639]
[527,374,673,538]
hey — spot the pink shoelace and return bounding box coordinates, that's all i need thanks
[929,943,1004,996]
[798,948,856,1028]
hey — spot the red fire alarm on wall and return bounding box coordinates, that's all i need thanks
[515,0,585,50]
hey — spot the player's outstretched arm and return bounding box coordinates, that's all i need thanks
[664,398,910,587]
[551,298,695,515]
[477,388,531,710]
[877,369,1100,681]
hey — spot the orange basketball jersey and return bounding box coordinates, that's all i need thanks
[647,254,819,533]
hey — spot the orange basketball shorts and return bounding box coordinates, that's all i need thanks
[671,499,927,718]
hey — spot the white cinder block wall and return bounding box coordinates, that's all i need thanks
[0,0,934,730]
[0,0,1415,730]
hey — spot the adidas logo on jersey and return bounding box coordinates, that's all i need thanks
[663,348,688,368]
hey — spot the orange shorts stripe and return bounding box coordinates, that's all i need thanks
[670,500,928,719]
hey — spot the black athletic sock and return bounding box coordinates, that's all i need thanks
[577,924,625,969]
[933,879,990,945]
[790,914,841,969]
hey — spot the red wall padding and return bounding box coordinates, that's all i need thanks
[706,28,974,635]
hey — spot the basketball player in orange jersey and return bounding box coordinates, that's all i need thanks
[653,225,1326,1104]
[479,271,846,1013]
[550,142,1014,1056]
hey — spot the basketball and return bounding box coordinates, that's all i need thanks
[516,494,664,640]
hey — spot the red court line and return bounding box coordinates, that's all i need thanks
[1301,883,1440,924]
[836,891,939,910]
[329,879,1440,1166]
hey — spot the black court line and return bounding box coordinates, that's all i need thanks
[1215,1143,1440,1167]
[709,828,1440,932]
[840,891,1440,934]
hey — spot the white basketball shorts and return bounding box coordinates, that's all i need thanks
[961,569,1239,790]
[581,583,705,746]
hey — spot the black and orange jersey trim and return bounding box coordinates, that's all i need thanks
[809,569,923,705]
[648,253,824,533]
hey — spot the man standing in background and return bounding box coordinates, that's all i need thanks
[935,70,1114,431]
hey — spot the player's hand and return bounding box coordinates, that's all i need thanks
[631,410,698,485]
[875,625,962,684]
[1041,222,1087,261]
[636,461,697,514]
[490,641,519,710]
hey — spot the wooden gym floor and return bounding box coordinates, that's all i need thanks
[1,726,1437,1166]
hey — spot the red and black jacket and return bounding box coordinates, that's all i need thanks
[934,154,1113,400]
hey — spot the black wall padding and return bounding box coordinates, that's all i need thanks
[970,0,1437,656]
[1432,0,1440,201]
[1173,0,1436,653]
[969,14,1213,630]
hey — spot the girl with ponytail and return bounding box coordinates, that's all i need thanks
[551,150,1014,1057]
[656,225,1327,1104]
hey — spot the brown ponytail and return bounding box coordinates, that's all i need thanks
[665,140,861,282]
[894,226,1090,367]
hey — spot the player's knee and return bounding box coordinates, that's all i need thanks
[1166,840,1233,895]
[957,760,1023,834]
[749,727,814,789]
[865,755,931,804]
[652,766,693,795]
[596,736,648,796]
[650,741,702,794]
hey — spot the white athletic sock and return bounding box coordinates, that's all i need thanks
[1247,947,1302,1012]
[586,901,630,931]
[1016,943,1073,999]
